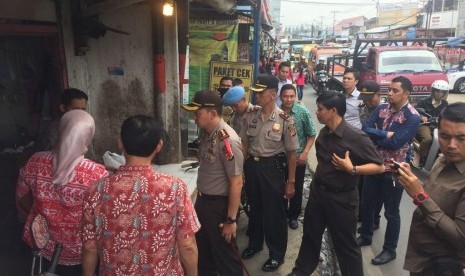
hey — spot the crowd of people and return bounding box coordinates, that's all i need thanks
[15,61,465,276]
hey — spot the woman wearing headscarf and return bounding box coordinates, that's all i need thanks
[16,109,108,275]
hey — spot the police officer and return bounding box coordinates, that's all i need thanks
[182,90,244,275]
[223,86,261,134]
[239,75,299,272]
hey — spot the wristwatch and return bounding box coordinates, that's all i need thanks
[413,192,429,206]
[350,166,357,176]
[225,216,237,224]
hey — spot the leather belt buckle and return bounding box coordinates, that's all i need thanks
[253,156,260,161]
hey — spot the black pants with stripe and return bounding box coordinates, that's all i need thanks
[244,157,288,261]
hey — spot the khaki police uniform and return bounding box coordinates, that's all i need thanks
[239,106,299,262]
[229,103,261,135]
[195,119,244,275]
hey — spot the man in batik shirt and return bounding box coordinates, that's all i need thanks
[81,115,200,276]
[279,84,317,230]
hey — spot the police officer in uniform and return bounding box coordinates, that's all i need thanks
[223,86,261,134]
[239,75,299,272]
[182,90,244,275]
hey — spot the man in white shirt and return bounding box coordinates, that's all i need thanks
[342,68,362,129]
[276,61,293,107]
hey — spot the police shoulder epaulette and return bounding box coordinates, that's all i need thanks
[218,129,230,141]
[279,112,291,122]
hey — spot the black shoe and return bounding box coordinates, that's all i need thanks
[356,236,372,247]
[289,219,299,229]
[241,247,262,259]
[371,250,396,265]
[262,258,283,272]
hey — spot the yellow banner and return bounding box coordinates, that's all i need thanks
[209,61,254,101]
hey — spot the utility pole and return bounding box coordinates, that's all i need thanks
[331,10,339,36]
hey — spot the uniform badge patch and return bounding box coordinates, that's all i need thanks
[252,118,258,124]
[272,123,281,132]
[288,124,297,137]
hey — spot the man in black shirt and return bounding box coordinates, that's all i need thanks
[412,80,449,167]
[288,91,385,276]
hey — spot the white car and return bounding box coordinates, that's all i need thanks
[447,70,465,94]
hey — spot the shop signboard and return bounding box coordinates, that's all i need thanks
[209,61,254,101]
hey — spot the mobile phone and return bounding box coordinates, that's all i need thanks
[391,161,401,170]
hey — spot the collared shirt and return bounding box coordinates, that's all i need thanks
[404,156,465,272]
[314,120,383,189]
[16,152,109,265]
[286,103,317,154]
[197,119,244,196]
[363,102,421,170]
[276,78,293,107]
[344,88,362,129]
[240,105,299,157]
[81,165,200,276]
[229,103,260,135]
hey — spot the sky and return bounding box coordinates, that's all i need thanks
[279,0,423,28]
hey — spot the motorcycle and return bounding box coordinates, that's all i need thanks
[411,108,440,171]
[316,70,328,95]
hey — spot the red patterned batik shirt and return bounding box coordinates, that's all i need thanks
[81,165,200,276]
[16,151,109,265]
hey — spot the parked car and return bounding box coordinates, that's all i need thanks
[447,70,465,93]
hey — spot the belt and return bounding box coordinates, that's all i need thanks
[317,183,355,193]
[249,153,285,162]
[197,191,228,200]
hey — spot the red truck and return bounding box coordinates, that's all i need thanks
[327,38,448,102]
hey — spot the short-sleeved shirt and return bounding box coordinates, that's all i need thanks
[240,106,299,157]
[344,88,362,129]
[81,165,200,276]
[197,119,244,196]
[404,157,465,272]
[16,151,108,265]
[314,120,383,189]
[286,103,317,154]
[229,103,260,135]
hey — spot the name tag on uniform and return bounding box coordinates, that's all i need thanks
[248,125,257,129]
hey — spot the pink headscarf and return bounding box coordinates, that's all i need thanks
[52,109,95,185]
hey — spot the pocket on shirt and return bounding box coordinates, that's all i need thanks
[266,130,282,141]
[246,127,259,139]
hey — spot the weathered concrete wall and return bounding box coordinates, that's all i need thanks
[62,2,154,160]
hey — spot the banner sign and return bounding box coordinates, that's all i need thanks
[189,13,238,100]
[209,61,254,101]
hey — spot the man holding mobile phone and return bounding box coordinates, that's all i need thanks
[358,76,421,265]
[396,103,465,275]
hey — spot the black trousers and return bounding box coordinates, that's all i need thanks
[195,195,243,276]
[285,164,306,220]
[244,157,288,261]
[293,182,363,276]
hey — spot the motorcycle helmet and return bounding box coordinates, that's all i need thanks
[318,57,325,62]
[431,80,449,91]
